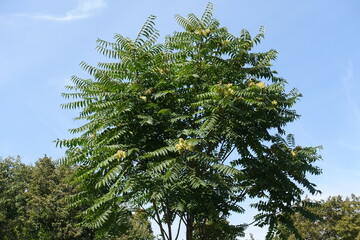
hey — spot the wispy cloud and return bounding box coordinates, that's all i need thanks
[16,0,106,22]
[342,61,359,120]
[25,101,66,138]
[338,60,360,151]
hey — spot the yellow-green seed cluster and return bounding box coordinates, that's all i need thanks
[115,150,127,159]
[175,138,194,154]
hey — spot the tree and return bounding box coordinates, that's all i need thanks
[23,156,95,239]
[116,210,155,240]
[90,208,155,240]
[0,156,152,240]
[57,3,322,239]
[0,156,31,239]
[275,195,360,240]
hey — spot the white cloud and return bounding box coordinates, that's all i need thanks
[16,0,106,22]
[76,0,106,13]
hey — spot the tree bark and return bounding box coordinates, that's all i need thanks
[186,213,194,240]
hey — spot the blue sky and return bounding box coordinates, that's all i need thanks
[0,0,359,238]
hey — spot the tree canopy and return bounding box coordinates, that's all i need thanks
[0,156,153,240]
[275,195,360,240]
[57,3,322,239]
[0,156,94,239]
[0,156,30,239]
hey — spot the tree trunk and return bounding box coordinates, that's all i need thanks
[186,213,194,240]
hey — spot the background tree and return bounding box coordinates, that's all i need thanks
[116,211,155,240]
[275,195,360,240]
[0,156,30,239]
[89,207,155,239]
[0,155,154,240]
[57,3,322,239]
[23,156,95,239]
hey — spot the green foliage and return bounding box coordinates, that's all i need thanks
[23,156,95,239]
[115,211,155,240]
[58,3,322,239]
[193,217,245,240]
[0,156,30,239]
[0,156,96,239]
[0,156,153,239]
[275,195,360,240]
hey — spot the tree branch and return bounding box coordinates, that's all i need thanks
[152,200,167,240]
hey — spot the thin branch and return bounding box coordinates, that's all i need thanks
[152,200,167,240]
[245,219,257,227]
[221,146,235,164]
[179,213,187,226]
[175,217,182,240]
[164,201,173,240]
[218,140,226,157]
[229,188,249,205]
